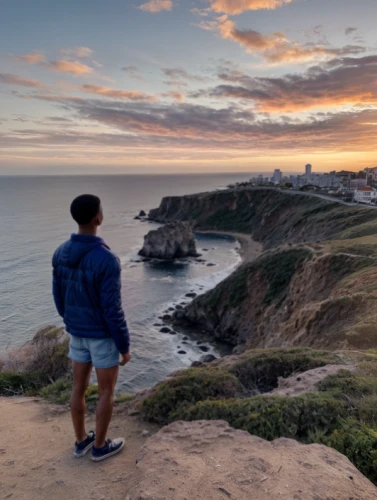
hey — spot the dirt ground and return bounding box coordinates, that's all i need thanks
[0,397,157,500]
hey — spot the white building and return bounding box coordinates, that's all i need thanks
[273,169,282,185]
[354,186,377,204]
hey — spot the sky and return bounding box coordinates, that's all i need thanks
[0,0,377,175]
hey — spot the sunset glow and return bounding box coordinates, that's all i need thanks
[0,0,376,174]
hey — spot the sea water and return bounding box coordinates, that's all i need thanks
[0,173,251,391]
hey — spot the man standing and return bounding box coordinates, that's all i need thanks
[52,194,130,462]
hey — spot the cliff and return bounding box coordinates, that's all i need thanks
[149,188,377,351]
[149,188,377,248]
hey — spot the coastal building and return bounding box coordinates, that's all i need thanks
[305,164,312,179]
[354,186,377,204]
[289,165,340,189]
[273,169,282,185]
[350,178,368,190]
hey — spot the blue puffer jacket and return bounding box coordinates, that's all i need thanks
[52,234,130,354]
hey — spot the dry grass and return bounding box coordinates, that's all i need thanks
[0,325,70,381]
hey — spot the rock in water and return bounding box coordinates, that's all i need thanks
[126,421,377,500]
[139,210,147,217]
[138,222,198,260]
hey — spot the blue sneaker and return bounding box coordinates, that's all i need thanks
[91,438,125,462]
[74,431,96,458]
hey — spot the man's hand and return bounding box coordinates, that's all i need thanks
[119,352,131,366]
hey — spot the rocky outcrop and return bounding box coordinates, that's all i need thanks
[139,221,198,259]
[126,420,377,500]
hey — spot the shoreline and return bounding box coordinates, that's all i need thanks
[196,231,262,264]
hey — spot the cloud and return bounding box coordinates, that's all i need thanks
[122,66,145,81]
[345,27,358,36]
[46,60,93,76]
[162,91,185,102]
[79,83,157,101]
[139,0,173,13]
[208,0,292,14]
[0,73,45,89]
[197,55,377,112]
[14,50,94,76]
[14,52,45,64]
[61,47,93,58]
[205,16,365,64]
[6,93,377,155]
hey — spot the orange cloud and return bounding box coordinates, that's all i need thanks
[139,0,173,12]
[162,91,185,102]
[0,73,45,88]
[14,52,45,64]
[79,83,157,101]
[61,47,93,58]
[202,55,377,112]
[47,60,93,76]
[209,0,292,14]
[211,17,364,64]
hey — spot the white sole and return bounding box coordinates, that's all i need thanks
[74,442,94,458]
[91,441,125,462]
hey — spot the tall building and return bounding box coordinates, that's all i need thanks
[305,164,312,177]
[273,169,282,185]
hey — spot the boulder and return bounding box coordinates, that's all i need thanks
[138,222,198,260]
[200,354,217,363]
[139,210,147,217]
[126,421,377,500]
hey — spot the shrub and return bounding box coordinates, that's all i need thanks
[40,380,100,405]
[230,348,338,393]
[142,368,241,424]
[0,326,69,381]
[175,393,346,442]
[322,419,377,485]
[40,379,72,404]
[0,371,50,396]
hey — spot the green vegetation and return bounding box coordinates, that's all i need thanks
[40,379,135,405]
[176,394,346,442]
[141,348,377,485]
[230,348,338,393]
[142,367,241,424]
[0,371,50,396]
[202,248,313,310]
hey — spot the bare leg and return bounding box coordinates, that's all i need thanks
[70,360,92,443]
[95,365,119,448]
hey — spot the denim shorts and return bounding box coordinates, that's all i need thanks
[68,336,119,369]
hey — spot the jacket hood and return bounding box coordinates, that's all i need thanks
[62,234,108,268]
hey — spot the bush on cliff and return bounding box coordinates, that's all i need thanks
[230,348,339,393]
[0,325,69,381]
[174,393,347,442]
[0,371,50,396]
[141,367,241,424]
[142,348,339,421]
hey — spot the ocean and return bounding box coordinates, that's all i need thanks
[0,173,251,393]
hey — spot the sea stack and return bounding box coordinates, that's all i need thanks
[139,221,198,259]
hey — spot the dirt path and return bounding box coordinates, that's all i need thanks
[0,397,157,500]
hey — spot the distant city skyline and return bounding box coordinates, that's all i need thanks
[0,0,377,174]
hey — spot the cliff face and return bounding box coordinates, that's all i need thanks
[149,188,377,249]
[151,188,377,350]
[174,245,376,350]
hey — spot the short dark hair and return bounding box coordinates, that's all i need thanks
[70,194,101,225]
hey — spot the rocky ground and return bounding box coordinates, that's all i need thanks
[2,398,376,500]
[127,420,377,500]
